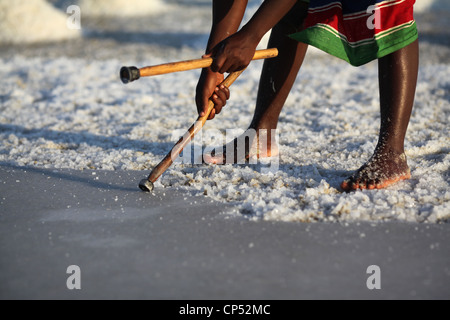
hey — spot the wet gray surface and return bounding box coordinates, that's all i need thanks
[0,165,449,299]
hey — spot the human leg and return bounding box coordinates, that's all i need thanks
[205,1,309,163]
[341,39,419,191]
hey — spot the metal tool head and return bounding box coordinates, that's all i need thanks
[139,179,154,192]
[120,66,140,84]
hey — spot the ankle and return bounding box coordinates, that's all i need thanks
[375,138,405,156]
[249,117,279,131]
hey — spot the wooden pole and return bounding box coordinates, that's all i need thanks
[145,69,245,185]
[139,48,278,77]
[122,48,278,83]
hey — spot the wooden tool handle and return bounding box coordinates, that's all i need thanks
[140,48,278,77]
[147,70,245,184]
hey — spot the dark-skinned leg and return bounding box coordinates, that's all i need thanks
[205,2,309,164]
[341,39,419,191]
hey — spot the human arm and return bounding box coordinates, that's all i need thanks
[209,0,298,74]
[196,0,248,120]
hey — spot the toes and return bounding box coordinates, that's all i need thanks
[203,153,224,165]
[203,146,226,165]
[340,181,349,191]
[341,179,354,191]
[367,181,376,190]
[341,177,370,191]
[357,181,370,190]
[370,178,381,190]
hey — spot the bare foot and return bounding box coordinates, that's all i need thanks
[341,148,411,191]
[203,128,279,164]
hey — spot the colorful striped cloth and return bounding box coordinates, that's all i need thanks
[290,0,418,66]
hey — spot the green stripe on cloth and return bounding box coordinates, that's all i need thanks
[289,21,418,66]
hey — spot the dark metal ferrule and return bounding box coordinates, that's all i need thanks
[120,66,140,84]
